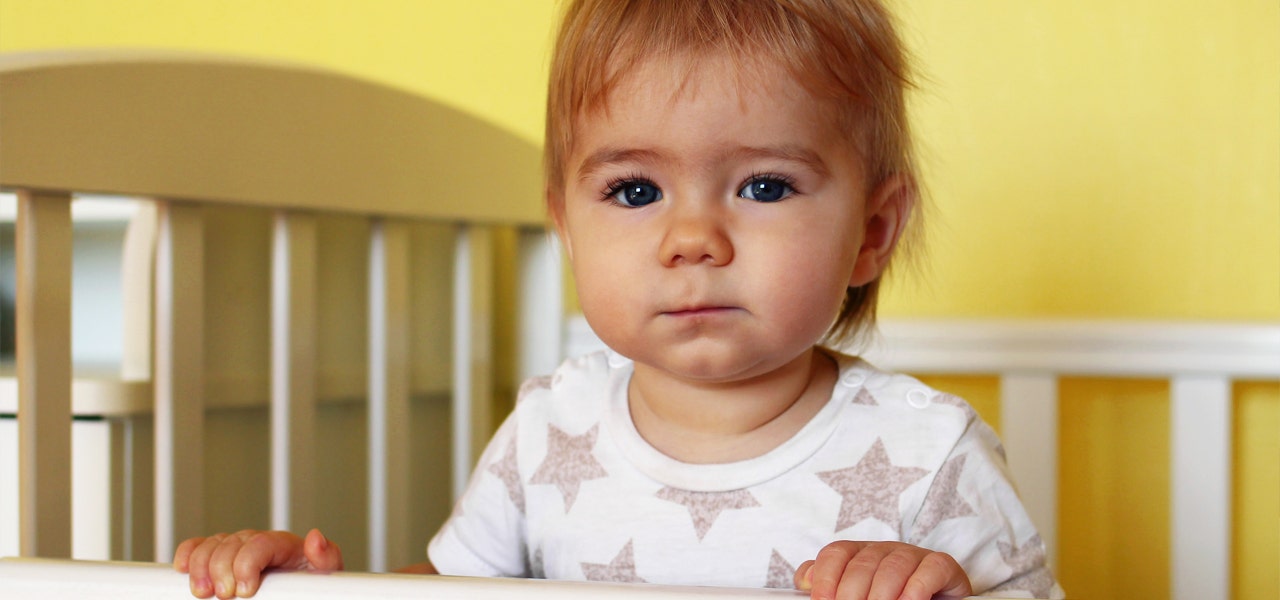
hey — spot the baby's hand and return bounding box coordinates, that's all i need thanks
[173,528,343,599]
[795,541,971,600]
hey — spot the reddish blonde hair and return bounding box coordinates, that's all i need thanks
[545,0,920,344]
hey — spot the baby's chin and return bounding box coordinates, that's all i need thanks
[625,342,814,387]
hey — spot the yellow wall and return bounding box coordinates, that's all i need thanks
[886,1,1279,321]
[3,1,1276,598]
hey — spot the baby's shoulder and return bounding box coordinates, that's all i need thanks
[513,349,629,415]
[828,350,984,429]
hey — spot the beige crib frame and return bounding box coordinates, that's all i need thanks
[0,49,562,570]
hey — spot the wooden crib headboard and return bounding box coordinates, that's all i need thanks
[0,49,563,570]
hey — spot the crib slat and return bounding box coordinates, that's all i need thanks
[517,228,563,382]
[998,373,1059,569]
[15,190,73,558]
[120,201,157,382]
[368,219,411,572]
[1170,375,1231,600]
[270,211,318,532]
[452,225,495,501]
[153,201,204,561]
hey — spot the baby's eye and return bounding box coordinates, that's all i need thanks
[738,176,795,203]
[605,179,663,207]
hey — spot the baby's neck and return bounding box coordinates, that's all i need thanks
[627,348,837,464]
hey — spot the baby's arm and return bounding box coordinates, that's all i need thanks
[173,528,343,599]
[794,541,971,600]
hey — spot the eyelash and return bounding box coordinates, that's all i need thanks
[600,172,653,201]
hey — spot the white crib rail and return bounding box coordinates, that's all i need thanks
[0,558,812,600]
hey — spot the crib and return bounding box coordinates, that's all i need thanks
[1,50,1277,599]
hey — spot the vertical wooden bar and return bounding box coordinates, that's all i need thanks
[120,201,157,383]
[999,373,1059,569]
[516,229,563,382]
[15,190,73,558]
[451,226,494,501]
[71,420,111,559]
[153,201,204,561]
[270,211,317,532]
[1170,375,1232,600]
[368,219,410,572]
[108,419,129,560]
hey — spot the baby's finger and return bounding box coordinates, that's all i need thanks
[833,543,897,600]
[865,546,926,600]
[301,529,344,572]
[231,531,307,597]
[207,533,249,599]
[805,541,877,600]
[173,536,207,573]
[897,552,971,600]
[185,534,228,598]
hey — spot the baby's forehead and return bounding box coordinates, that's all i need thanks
[585,51,851,126]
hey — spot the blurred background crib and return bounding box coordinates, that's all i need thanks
[0,49,561,573]
[2,4,1279,597]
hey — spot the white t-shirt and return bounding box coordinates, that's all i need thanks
[429,350,1061,597]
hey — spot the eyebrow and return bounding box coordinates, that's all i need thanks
[575,144,832,181]
[576,147,669,181]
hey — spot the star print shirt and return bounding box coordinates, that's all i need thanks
[428,350,1063,598]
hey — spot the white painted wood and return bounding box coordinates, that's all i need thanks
[270,211,318,532]
[1170,375,1232,600]
[368,219,411,573]
[15,190,73,558]
[999,374,1060,570]
[0,417,18,558]
[119,201,157,383]
[0,557,821,599]
[517,230,563,384]
[863,319,1280,378]
[153,201,204,562]
[72,420,111,560]
[452,226,495,501]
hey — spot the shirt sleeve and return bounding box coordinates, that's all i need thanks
[907,417,1064,598]
[427,409,530,577]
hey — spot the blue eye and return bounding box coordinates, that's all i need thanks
[738,176,794,203]
[605,179,663,207]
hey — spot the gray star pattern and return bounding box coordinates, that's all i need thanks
[910,454,976,542]
[990,534,1055,598]
[817,438,929,532]
[519,374,553,396]
[487,433,525,514]
[852,388,878,406]
[655,487,760,541]
[765,549,796,589]
[581,539,646,583]
[932,392,977,419]
[529,423,608,512]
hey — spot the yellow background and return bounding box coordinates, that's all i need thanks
[2,1,1275,598]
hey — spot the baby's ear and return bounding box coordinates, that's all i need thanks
[848,174,914,287]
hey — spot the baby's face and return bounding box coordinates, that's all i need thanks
[553,54,876,384]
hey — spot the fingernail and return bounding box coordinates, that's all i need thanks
[236,581,250,597]
[192,577,211,597]
[214,580,227,598]
[318,533,329,551]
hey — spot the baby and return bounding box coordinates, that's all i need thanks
[176,1,1062,599]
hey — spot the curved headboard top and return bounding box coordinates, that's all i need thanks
[0,48,545,225]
